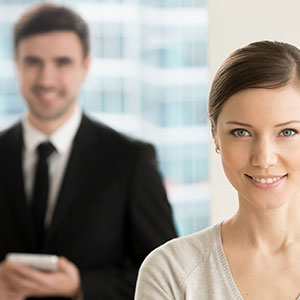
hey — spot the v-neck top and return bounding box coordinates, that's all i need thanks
[135,223,300,300]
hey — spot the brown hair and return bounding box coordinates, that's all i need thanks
[208,41,300,131]
[14,2,90,58]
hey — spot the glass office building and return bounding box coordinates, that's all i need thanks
[0,0,209,236]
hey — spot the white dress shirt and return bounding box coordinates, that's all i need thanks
[22,105,82,227]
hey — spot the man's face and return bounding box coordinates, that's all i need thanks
[15,31,90,124]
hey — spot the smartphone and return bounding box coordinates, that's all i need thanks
[5,253,58,272]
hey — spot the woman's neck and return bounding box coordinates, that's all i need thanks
[222,200,300,253]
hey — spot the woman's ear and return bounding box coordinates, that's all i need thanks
[212,127,220,154]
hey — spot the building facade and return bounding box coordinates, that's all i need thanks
[0,0,209,235]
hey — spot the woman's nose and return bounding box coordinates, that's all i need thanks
[251,137,278,169]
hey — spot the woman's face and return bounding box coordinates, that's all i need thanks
[214,85,300,210]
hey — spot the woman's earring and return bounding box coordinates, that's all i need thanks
[215,147,221,154]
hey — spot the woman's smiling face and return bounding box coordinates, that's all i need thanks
[214,84,300,210]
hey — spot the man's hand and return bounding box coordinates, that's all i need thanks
[0,256,81,299]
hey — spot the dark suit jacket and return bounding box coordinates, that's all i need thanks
[0,114,177,300]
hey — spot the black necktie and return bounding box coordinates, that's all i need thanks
[32,141,56,248]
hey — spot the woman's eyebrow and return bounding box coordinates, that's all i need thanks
[275,120,300,127]
[226,121,252,127]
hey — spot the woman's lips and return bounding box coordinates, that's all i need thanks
[245,174,287,189]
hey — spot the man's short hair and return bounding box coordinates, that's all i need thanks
[14,2,90,58]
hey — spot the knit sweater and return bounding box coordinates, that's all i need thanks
[135,223,300,300]
[135,223,244,300]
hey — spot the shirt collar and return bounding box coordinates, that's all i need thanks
[22,105,82,155]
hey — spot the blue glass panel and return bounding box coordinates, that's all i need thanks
[0,0,209,235]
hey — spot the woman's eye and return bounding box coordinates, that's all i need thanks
[279,129,298,137]
[231,129,250,137]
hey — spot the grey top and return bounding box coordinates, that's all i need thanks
[135,224,300,300]
[136,223,300,300]
[135,223,243,299]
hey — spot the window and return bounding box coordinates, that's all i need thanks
[0,0,209,236]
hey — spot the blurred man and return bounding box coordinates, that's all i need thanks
[0,3,177,299]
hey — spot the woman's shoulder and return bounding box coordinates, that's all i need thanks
[162,223,218,255]
[140,223,221,278]
[135,223,222,299]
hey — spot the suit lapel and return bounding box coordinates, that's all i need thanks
[5,123,36,250]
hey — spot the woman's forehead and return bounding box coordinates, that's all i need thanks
[217,86,300,126]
